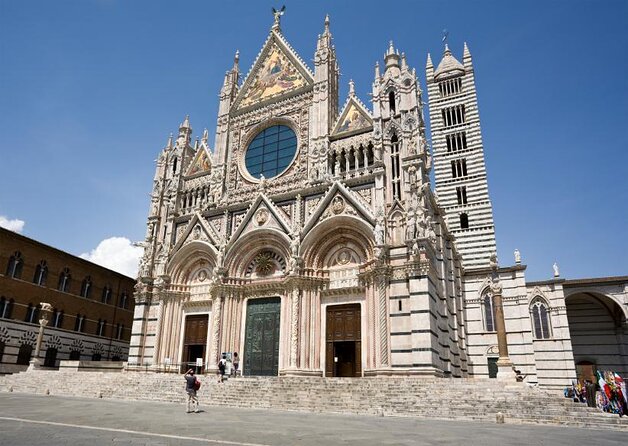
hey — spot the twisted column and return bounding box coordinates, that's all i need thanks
[377,274,389,366]
[211,295,223,366]
[290,288,300,368]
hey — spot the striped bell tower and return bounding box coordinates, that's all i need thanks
[426,43,496,270]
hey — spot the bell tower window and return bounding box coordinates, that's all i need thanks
[389,91,396,115]
[391,135,401,200]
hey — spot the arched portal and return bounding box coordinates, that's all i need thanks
[565,292,628,379]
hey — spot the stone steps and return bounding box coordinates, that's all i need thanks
[1,371,626,430]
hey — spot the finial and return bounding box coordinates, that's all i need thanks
[426,53,433,69]
[375,61,380,78]
[442,28,449,45]
[324,14,330,33]
[401,52,407,69]
[166,133,173,149]
[181,115,191,128]
[553,262,560,277]
[388,40,395,55]
[271,5,286,30]
[234,50,240,66]
[349,79,355,96]
[514,249,521,264]
[202,128,209,143]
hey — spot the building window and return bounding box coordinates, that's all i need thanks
[96,319,106,337]
[119,292,128,309]
[441,105,466,127]
[6,251,23,279]
[52,309,64,329]
[439,78,462,97]
[16,344,33,365]
[483,294,496,332]
[116,323,124,340]
[74,314,85,332]
[172,156,178,174]
[391,134,401,200]
[446,132,467,152]
[69,350,81,360]
[101,286,112,304]
[58,268,71,293]
[25,303,40,324]
[245,125,297,179]
[451,159,468,178]
[460,213,469,229]
[0,297,14,319]
[389,91,396,114]
[80,276,92,298]
[44,348,58,367]
[92,353,102,361]
[33,260,48,286]
[531,299,552,339]
[456,186,468,205]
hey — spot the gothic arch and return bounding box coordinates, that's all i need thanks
[564,289,628,322]
[301,215,373,269]
[225,228,291,278]
[167,240,218,284]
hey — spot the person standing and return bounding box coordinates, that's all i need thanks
[184,368,199,413]
[218,354,227,383]
[232,352,240,377]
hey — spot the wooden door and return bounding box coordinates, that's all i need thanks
[326,304,361,377]
[183,314,208,372]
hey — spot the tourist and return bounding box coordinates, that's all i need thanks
[232,352,240,377]
[184,368,199,413]
[218,354,227,383]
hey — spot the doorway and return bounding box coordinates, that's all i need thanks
[182,314,208,373]
[244,297,281,376]
[326,304,361,377]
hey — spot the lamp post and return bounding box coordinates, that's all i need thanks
[28,302,52,371]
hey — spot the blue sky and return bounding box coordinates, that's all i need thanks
[0,0,626,280]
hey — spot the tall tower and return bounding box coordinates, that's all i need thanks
[426,43,496,270]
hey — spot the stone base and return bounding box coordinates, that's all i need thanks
[59,361,124,372]
[27,358,42,372]
[364,366,444,377]
[496,360,517,381]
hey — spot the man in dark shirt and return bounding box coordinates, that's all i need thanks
[184,368,199,413]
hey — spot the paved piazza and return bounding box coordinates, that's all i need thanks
[0,393,624,446]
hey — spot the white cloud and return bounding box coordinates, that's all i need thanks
[0,216,25,233]
[80,237,143,278]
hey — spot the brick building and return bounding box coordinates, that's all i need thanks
[0,227,135,374]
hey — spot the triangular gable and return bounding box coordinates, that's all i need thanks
[228,193,292,247]
[387,200,406,218]
[302,181,376,237]
[332,96,373,137]
[233,31,314,111]
[186,147,212,177]
[171,212,220,254]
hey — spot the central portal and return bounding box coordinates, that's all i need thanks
[326,304,361,377]
[244,297,281,376]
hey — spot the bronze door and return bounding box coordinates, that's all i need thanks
[183,314,208,373]
[326,304,361,377]
[244,297,281,376]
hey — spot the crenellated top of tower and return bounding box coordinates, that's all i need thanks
[433,44,465,81]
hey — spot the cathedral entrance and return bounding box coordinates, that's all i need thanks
[244,297,281,376]
[326,304,361,377]
[182,314,208,373]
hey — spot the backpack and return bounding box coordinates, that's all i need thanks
[218,360,226,371]
[194,378,201,391]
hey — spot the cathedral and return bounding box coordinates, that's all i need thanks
[129,14,627,388]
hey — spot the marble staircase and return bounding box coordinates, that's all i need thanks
[1,371,626,430]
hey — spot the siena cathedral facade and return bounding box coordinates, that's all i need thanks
[129,15,627,388]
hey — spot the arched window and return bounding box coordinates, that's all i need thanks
[172,156,178,174]
[16,344,33,365]
[118,292,128,309]
[101,286,112,304]
[0,297,14,319]
[25,303,40,324]
[460,213,469,229]
[530,299,552,339]
[388,91,396,114]
[74,314,85,332]
[33,260,48,286]
[483,293,496,332]
[58,268,71,293]
[52,309,64,328]
[44,348,58,367]
[6,251,23,279]
[391,134,401,200]
[80,276,92,298]
[96,319,106,336]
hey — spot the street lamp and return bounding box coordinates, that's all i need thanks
[27,302,52,371]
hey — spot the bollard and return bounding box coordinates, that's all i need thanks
[97,391,103,399]
[496,412,505,424]
[45,389,50,395]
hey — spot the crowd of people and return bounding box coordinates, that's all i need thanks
[565,371,627,416]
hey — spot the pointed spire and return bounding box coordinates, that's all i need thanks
[385,40,400,70]
[166,133,173,150]
[180,115,191,129]
[194,137,200,150]
[401,52,407,70]
[426,53,433,69]
[463,42,473,68]
[434,44,464,80]
[233,49,240,70]
[202,128,208,144]
[324,14,330,34]
[375,61,380,78]
[387,40,395,56]
[349,79,355,96]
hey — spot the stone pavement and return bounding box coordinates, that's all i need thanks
[0,393,626,446]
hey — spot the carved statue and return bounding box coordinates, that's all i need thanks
[553,262,560,277]
[489,252,498,271]
[374,219,385,245]
[216,244,225,267]
[514,249,521,264]
[272,5,286,27]
[406,213,416,240]
[290,232,300,257]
